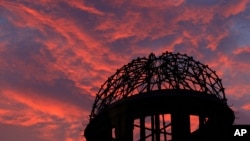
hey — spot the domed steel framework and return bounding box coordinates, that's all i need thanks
[85,52,234,141]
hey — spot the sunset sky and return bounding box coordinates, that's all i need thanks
[1,0,250,141]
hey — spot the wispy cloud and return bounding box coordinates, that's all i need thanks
[1,0,250,140]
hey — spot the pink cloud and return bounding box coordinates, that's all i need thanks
[2,90,85,121]
[233,46,250,55]
[1,0,250,140]
[2,1,128,96]
[222,0,249,17]
[177,6,216,24]
[95,10,177,43]
[242,103,250,111]
[131,0,185,9]
[95,1,234,54]
[66,0,104,16]
[206,31,229,51]
[0,89,88,141]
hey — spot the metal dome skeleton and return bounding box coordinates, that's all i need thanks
[90,52,226,119]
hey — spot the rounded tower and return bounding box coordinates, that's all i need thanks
[84,52,235,141]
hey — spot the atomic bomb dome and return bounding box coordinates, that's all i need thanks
[85,51,234,141]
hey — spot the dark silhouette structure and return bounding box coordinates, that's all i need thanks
[84,52,235,141]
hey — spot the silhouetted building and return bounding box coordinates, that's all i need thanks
[84,52,235,141]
